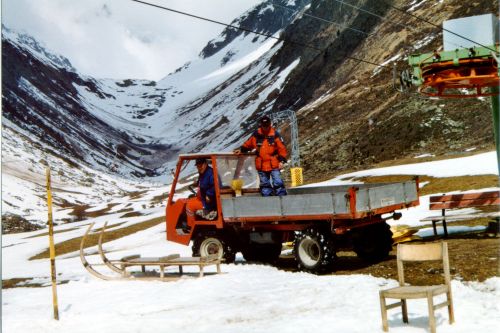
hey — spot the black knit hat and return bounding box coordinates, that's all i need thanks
[260,115,271,127]
[195,158,207,165]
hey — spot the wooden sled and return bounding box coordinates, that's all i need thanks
[79,222,222,281]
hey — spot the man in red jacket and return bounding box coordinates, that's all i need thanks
[234,116,287,196]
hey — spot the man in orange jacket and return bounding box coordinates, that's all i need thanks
[234,115,287,196]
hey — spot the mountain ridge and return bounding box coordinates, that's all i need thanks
[2,0,499,223]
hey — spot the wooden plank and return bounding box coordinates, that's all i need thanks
[430,191,500,203]
[99,254,222,281]
[121,254,141,261]
[120,260,219,267]
[421,211,500,222]
[430,198,500,210]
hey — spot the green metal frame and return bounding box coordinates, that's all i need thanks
[408,45,500,177]
[491,86,500,175]
[408,45,499,86]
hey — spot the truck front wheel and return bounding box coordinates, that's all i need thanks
[294,227,336,273]
[192,232,236,263]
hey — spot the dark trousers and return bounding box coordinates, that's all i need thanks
[258,170,287,196]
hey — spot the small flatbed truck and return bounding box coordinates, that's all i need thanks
[166,153,419,272]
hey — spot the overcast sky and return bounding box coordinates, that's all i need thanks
[2,0,262,80]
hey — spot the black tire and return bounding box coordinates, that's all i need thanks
[352,222,393,262]
[192,231,236,263]
[242,243,282,264]
[293,227,336,273]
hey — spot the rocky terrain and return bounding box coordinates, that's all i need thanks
[270,0,499,180]
[2,0,499,224]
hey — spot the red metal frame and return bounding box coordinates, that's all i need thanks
[166,153,226,244]
[166,153,420,246]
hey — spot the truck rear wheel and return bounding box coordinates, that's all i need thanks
[242,243,282,264]
[294,227,336,273]
[192,232,236,263]
[352,222,393,262]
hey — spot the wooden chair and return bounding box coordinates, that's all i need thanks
[379,242,454,333]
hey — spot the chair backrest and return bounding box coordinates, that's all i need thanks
[396,242,450,286]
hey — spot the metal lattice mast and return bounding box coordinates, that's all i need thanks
[270,109,300,167]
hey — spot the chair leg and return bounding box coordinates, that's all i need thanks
[379,293,389,332]
[401,299,408,323]
[427,293,436,333]
[432,220,438,237]
[447,292,455,324]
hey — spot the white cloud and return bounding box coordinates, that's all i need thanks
[2,0,263,80]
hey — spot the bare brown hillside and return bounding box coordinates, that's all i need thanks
[270,0,498,181]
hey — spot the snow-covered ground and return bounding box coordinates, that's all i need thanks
[1,124,168,225]
[2,151,499,332]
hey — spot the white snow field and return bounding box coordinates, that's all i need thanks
[2,151,500,333]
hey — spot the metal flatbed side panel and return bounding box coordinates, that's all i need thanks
[282,193,349,215]
[403,181,419,201]
[288,185,355,195]
[221,181,418,219]
[222,193,350,218]
[222,196,282,218]
[286,184,382,195]
[355,182,417,211]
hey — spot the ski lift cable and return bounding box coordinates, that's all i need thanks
[130,0,390,69]
[379,0,498,53]
[269,0,465,62]
[270,1,373,37]
[276,0,467,60]
[334,0,498,53]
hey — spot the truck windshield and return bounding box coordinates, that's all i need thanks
[216,155,259,189]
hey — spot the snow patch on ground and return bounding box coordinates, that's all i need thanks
[2,150,500,332]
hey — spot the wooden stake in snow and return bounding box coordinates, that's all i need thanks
[46,167,59,320]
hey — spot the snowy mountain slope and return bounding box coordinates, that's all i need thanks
[1,124,168,225]
[2,0,312,222]
[1,25,76,72]
[2,29,174,179]
[4,0,498,225]
[199,0,310,59]
[152,38,301,152]
[2,0,311,184]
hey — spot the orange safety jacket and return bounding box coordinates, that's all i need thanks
[240,127,287,172]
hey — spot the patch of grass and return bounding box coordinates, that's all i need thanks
[85,203,120,218]
[24,221,127,239]
[115,208,134,214]
[67,203,120,221]
[98,221,127,229]
[120,211,143,218]
[2,278,35,289]
[29,216,165,260]
[151,192,169,205]
[1,277,71,289]
[304,150,496,185]
[128,190,148,200]
[2,278,70,289]
[418,175,499,196]
[362,150,493,170]
[24,227,82,239]
[70,204,90,221]
[356,175,499,196]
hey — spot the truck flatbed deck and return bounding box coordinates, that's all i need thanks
[222,181,418,221]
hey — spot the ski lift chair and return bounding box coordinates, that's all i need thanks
[379,242,454,333]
